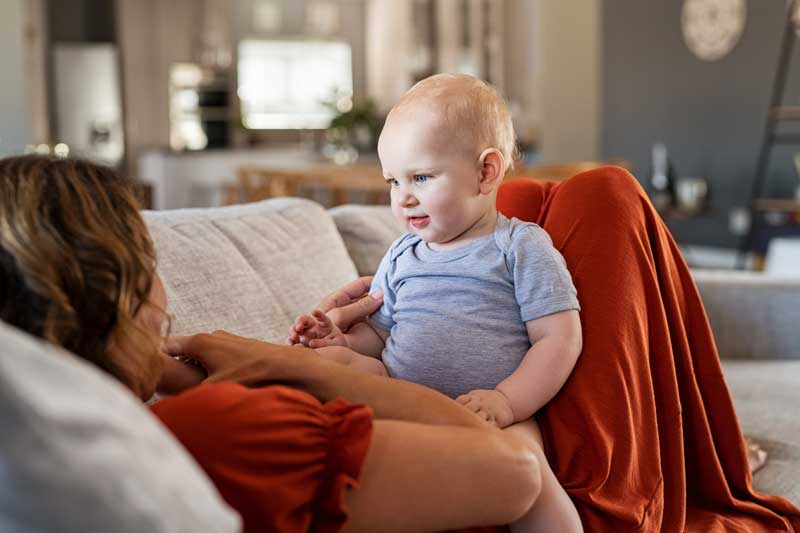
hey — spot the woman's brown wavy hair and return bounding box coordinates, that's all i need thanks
[0,155,165,399]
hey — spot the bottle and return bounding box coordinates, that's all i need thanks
[650,142,675,212]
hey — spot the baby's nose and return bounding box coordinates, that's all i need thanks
[400,191,418,206]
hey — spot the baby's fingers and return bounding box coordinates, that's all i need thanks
[286,320,309,345]
[474,409,491,422]
[295,315,316,331]
[474,406,497,424]
[311,309,333,329]
[308,338,332,349]
[458,396,481,413]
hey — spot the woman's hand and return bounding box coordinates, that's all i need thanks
[166,330,492,429]
[317,276,383,332]
[164,331,319,388]
[156,352,207,395]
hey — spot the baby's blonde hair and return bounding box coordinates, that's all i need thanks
[390,73,517,173]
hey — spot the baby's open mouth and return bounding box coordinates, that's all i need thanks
[409,216,430,228]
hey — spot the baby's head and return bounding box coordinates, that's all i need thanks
[391,73,516,170]
[378,73,516,249]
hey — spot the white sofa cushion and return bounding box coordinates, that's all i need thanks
[144,198,359,342]
[0,321,240,533]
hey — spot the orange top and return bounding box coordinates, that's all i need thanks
[152,383,373,533]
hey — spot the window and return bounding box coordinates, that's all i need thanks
[237,40,353,129]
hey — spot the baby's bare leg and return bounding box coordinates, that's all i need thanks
[315,346,388,377]
[505,418,583,533]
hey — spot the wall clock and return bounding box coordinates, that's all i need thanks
[682,0,747,61]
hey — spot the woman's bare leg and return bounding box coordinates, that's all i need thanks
[344,420,541,532]
[505,418,583,533]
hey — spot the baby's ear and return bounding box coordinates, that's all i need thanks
[478,148,505,194]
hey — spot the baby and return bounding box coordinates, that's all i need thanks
[289,73,583,532]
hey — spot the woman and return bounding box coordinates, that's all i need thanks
[0,155,538,532]
[3,155,799,532]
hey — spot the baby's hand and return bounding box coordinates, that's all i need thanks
[456,389,515,428]
[286,309,348,348]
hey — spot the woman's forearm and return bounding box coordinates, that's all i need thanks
[301,356,487,428]
[174,332,486,429]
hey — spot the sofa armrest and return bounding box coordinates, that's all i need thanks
[692,269,800,359]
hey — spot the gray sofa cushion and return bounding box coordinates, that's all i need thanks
[0,321,240,533]
[145,198,359,342]
[329,204,402,276]
[693,270,800,359]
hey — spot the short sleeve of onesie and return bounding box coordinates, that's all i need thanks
[151,383,373,533]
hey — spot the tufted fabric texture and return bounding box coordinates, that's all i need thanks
[144,198,358,342]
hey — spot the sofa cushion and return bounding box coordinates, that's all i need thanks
[0,321,240,532]
[329,204,402,276]
[145,198,359,342]
[693,269,800,359]
[722,359,800,505]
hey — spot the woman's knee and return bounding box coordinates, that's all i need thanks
[549,166,650,228]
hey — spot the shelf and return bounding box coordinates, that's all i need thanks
[658,207,713,219]
[770,106,800,122]
[752,198,800,212]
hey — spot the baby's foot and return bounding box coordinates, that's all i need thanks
[745,437,768,473]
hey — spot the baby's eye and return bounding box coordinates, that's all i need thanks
[414,175,431,184]
[389,178,399,188]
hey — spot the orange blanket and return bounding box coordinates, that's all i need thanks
[495,167,800,531]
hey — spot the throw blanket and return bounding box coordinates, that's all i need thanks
[493,167,800,532]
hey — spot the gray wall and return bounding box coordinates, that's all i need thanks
[602,1,797,249]
[0,0,32,156]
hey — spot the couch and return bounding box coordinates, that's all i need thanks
[2,196,797,530]
[144,197,799,507]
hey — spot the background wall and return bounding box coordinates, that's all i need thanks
[537,0,601,164]
[0,0,32,157]
[602,1,798,248]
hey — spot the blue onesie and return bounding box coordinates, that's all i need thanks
[369,213,580,398]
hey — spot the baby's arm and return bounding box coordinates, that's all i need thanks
[458,309,582,427]
[344,321,389,358]
[498,309,582,421]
